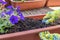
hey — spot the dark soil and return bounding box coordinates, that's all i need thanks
[0,18,60,35]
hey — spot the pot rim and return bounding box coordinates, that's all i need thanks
[11,0,45,2]
[0,25,60,39]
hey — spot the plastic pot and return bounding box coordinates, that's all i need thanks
[47,0,60,7]
[0,14,60,40]
[10,0,47,10]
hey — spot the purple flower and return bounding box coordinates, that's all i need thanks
[16,6,25,20]
[19,13,25,20]
[6,10,13,15]
[2,2,7,5]
[9,15,18,24]
[1,12,5,17]
[0,0,3,2]
[6,5,13,9]
[16,6,20,13]
[0,0,7,4]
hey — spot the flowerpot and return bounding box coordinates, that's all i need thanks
[0,15,60,40]
[10,0,47,10]
[47,0,60,7]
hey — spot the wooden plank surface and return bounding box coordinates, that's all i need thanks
[21,7,53,17]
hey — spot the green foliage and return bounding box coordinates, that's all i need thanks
[0,15,12,33]
[0,10,3,13]
[39,31,60,40]
[42,9,60,24]
[0,8,19,33]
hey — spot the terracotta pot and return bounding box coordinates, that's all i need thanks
[10,0,47,10]
[47,0,60,7]
[0,14,60,40]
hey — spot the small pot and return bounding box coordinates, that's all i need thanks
[10,0,47,10]
[0,14,60,40]
[47,0,60,7]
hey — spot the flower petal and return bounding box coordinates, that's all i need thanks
[19,13,25,20]
[16,6,20,13]
[6,10,13,15]
[1,12,5,17]
[6,5,13,9]
[9,15,18,24]
[0,0,7,5]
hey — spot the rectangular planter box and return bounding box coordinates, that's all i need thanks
[47,0,60,7]
[10,0,47,10]
[0,15,60,40]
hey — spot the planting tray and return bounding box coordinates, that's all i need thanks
[10,0,47,10]
[47,0,60,7]
[0,15,60,40]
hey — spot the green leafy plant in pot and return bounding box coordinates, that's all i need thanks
[0,0,25,34]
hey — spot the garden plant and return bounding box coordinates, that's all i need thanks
[39,31,60,40]
[0,0,25,34]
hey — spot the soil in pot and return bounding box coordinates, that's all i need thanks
[0,17,60,35]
